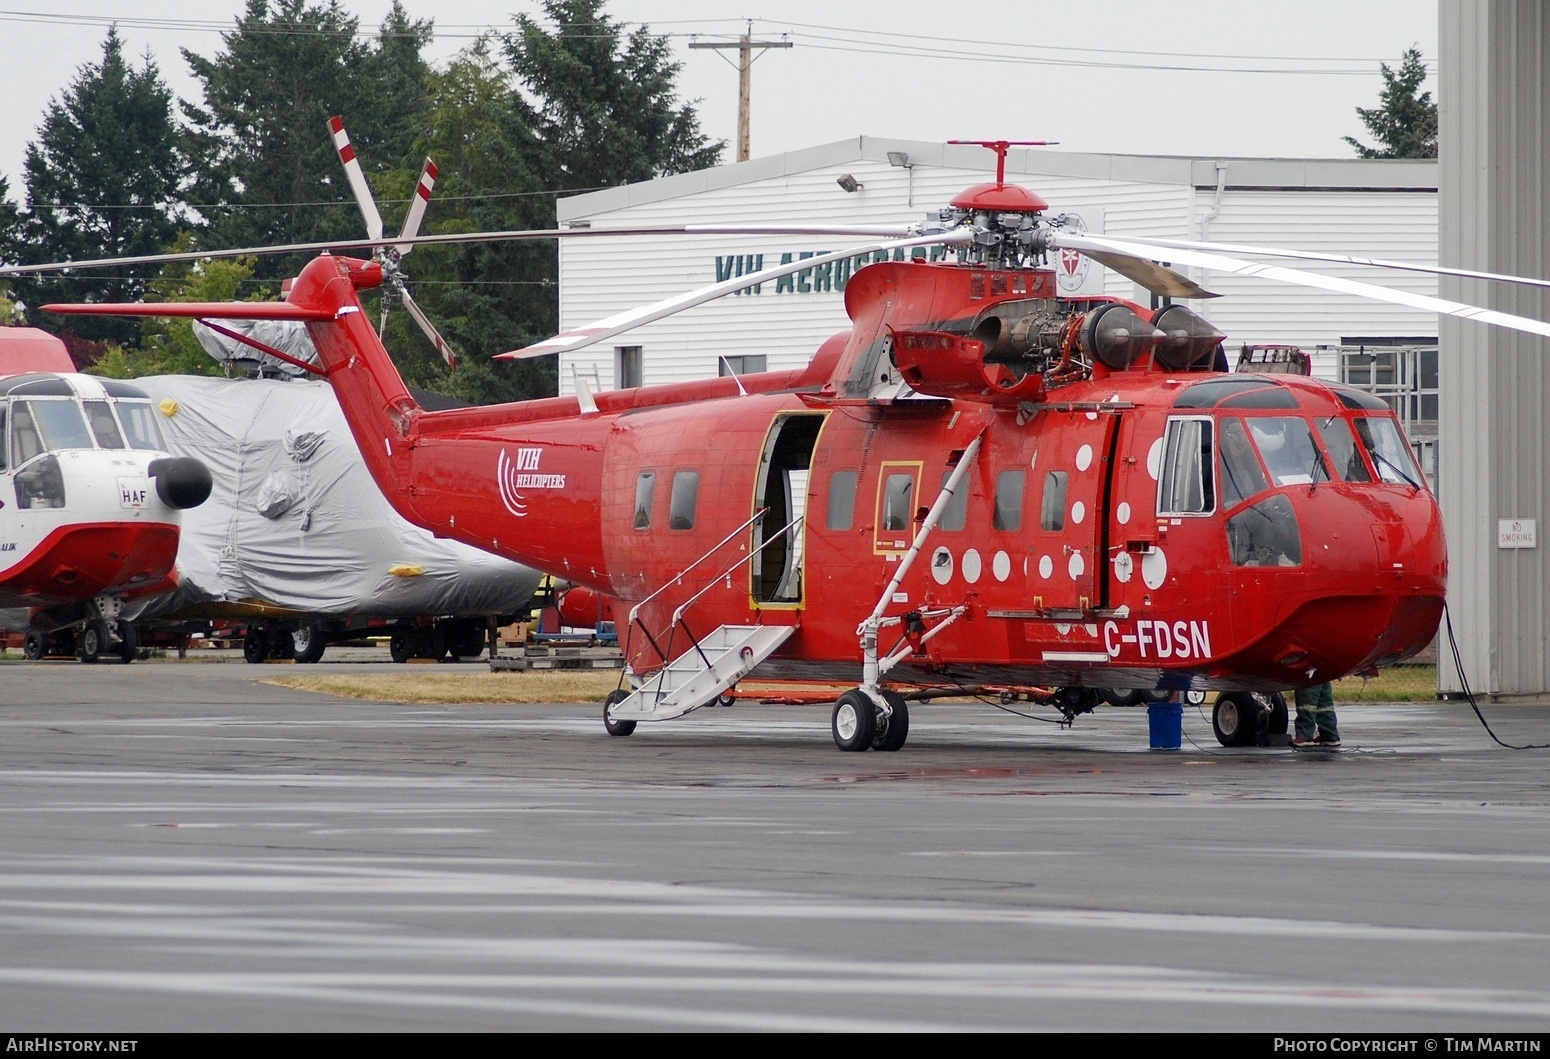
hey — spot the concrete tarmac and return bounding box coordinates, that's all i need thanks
[2,656,1549,1032]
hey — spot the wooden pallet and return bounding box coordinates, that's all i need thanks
[490,645,624,672]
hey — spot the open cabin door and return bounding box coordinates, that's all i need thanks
[751,412,825,606]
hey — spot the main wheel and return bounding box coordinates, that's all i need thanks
[872,689,910,751]
[1212,692,1266,747]
[243,628,269,664]
[292,624,328,664]
[603,688,636,737]
[832,690,877,752]
[116,620,138,663]
[1103,688,1146,707]
[22,630,46,660]
[79,620,109,664]
[389,630,411,664]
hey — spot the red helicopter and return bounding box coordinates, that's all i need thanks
[25,135,1550,747]
[0,328,212,661]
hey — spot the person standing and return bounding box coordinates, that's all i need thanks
[1291,681,1340,748]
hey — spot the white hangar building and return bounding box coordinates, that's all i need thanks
[554,138,1439,398]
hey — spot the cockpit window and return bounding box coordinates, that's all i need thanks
[12,399,92,459]
[115,401,165,451]
[1245,417,1326,487]
[1355,416,1425,488]
[1218,417,1270,508]
[83,400,126,449]
[1316,416,1373,483]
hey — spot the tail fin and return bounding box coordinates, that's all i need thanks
[46,255,431,527]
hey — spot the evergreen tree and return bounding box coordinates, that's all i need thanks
[181,0,432,262]
[12,28,185,353]
[1344,47,1438,160]
[504,0,723,191]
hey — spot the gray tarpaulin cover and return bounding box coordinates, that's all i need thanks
[129,374,540,620]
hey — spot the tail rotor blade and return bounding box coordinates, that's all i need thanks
[401,288,459,368]
[328,115,384,243]
[395,158,438,257]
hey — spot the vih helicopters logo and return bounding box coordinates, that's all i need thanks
[497,447,566,517]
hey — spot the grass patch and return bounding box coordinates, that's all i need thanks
[1330,665,1437,703]
[268,669,625,704]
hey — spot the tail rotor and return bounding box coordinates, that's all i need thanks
[328,116,458,368]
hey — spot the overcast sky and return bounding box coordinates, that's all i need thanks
[0,0,1439,204]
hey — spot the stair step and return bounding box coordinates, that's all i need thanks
[609,624,796,722]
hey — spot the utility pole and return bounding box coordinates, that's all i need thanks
[689,23,792,162]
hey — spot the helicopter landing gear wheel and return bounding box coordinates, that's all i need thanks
[603,689,636,737]
[79,620,110,664]
[832,690,877,752]
[116,620,137,663]
[22,630,46,660]
[389,631,410,664]
[1212,692,1266,747]
[872,689,910,752]
[1267,692,1289,735]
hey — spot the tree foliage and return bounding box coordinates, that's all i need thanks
[11,28,185,353]
[1344,47,1438,160]
[505,0,723,191]
[181,0,432,258]
[7,0,721,403]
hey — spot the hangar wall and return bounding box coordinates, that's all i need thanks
[1438,0,1550,696]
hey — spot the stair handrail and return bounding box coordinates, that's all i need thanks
[623,511,804,693]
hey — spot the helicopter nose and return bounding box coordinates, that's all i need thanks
[147,456,213,510]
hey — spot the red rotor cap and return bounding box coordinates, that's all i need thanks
[949,181,1050,213]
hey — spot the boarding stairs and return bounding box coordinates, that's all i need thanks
[607,623,797,723]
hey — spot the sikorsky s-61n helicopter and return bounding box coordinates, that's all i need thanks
[23,134,1550,747]
[0,328,212,661]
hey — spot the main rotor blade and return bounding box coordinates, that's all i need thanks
[394,158,439,258]
[1103,234,1550,291]
[1055,232,1550,341]
[1071,248,1218,299]
[0,224,924,278]
[498,230,975,360]
[328,116,384,243]
[400,288,459,369]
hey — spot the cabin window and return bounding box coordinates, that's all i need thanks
[633,471,655,530]
[1040,471,1068,531]
[827,470,857,531]
[882,473,914,532]
[1317,417,1372,483]
[1355,416,1425,488]
[1218,417,1270,508]
[1158,417,1214,515]
[1245,417,1325,487]
[1227,494,1303,567]
[83,400,125,449]
[669,470,700,530]
[993,471,1025,531]
[937,469,969,532]
[116,401,164,451]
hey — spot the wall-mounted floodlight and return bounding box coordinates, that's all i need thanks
[886,151,911,168]
[836,174,863,193]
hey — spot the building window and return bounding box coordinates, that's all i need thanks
[615,345,643,389]
[719,354,767,376]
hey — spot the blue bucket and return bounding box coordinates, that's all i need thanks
[1147,703,1183,750]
